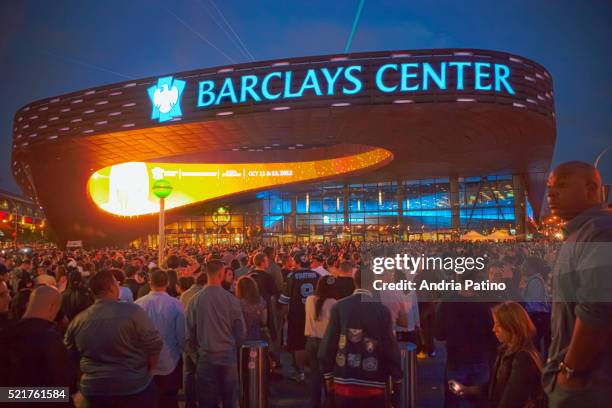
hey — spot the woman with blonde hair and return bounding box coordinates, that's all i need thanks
[449,301,545,408]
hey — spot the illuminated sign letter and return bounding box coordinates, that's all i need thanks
[342,65,363,95]
[321,67,344,95]
[474,62,492,91]
[262,72,282,100]
[240,75,261,102]
[449,62,471,90]
[216,78,238,105]
[400,63,419,91]
[191,58,516,111]
[494,64,515,95]
[284,71,301,98]
[376,64,398,93]
[422,62,447,90]
[197,80,216,107]
[298,69,323,97]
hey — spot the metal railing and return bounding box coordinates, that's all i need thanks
[399,341,417,408]
[240,339,415,408]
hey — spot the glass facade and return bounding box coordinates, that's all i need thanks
[148,173,529,245]
[160,213,246,246]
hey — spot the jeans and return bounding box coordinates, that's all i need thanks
[196,358,239,408]
[305,337,323,408]
[546,370,609,408]
[183,353,197,408]
[84,379,157,408]
[445,362,490,408]
[154,359,182,408]
[548,383,608,408]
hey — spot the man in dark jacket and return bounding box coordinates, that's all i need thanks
[123,264,143,299]
[318,268,402,407]
[335,261,356,299]
[0,285,77,405]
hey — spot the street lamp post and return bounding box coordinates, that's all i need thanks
[152,179,173,267]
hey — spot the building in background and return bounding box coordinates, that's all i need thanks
[0,189,47,247]
[11,49,556,246]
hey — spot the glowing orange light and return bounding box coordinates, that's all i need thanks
[88,148,393,216]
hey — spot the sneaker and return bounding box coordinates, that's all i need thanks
[289,371,305,382]
[416,351,428,359]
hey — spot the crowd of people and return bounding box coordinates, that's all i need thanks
[0,161,609,408]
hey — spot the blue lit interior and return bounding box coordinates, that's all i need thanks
[260,175,521,231]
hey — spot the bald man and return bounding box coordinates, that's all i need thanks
[543,161,611,408]
[0,285,77,397]
[547,161,604,220]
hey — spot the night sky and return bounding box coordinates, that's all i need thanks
[1,0,610,195]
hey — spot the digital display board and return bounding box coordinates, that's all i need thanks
[88,148,392,216]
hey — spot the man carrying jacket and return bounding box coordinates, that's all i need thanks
[318,267,402,407]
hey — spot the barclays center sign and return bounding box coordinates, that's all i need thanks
[149,60,516,123]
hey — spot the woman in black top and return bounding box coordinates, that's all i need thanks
[449,301,544,408]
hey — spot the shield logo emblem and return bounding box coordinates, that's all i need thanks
[148,76,186,123]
